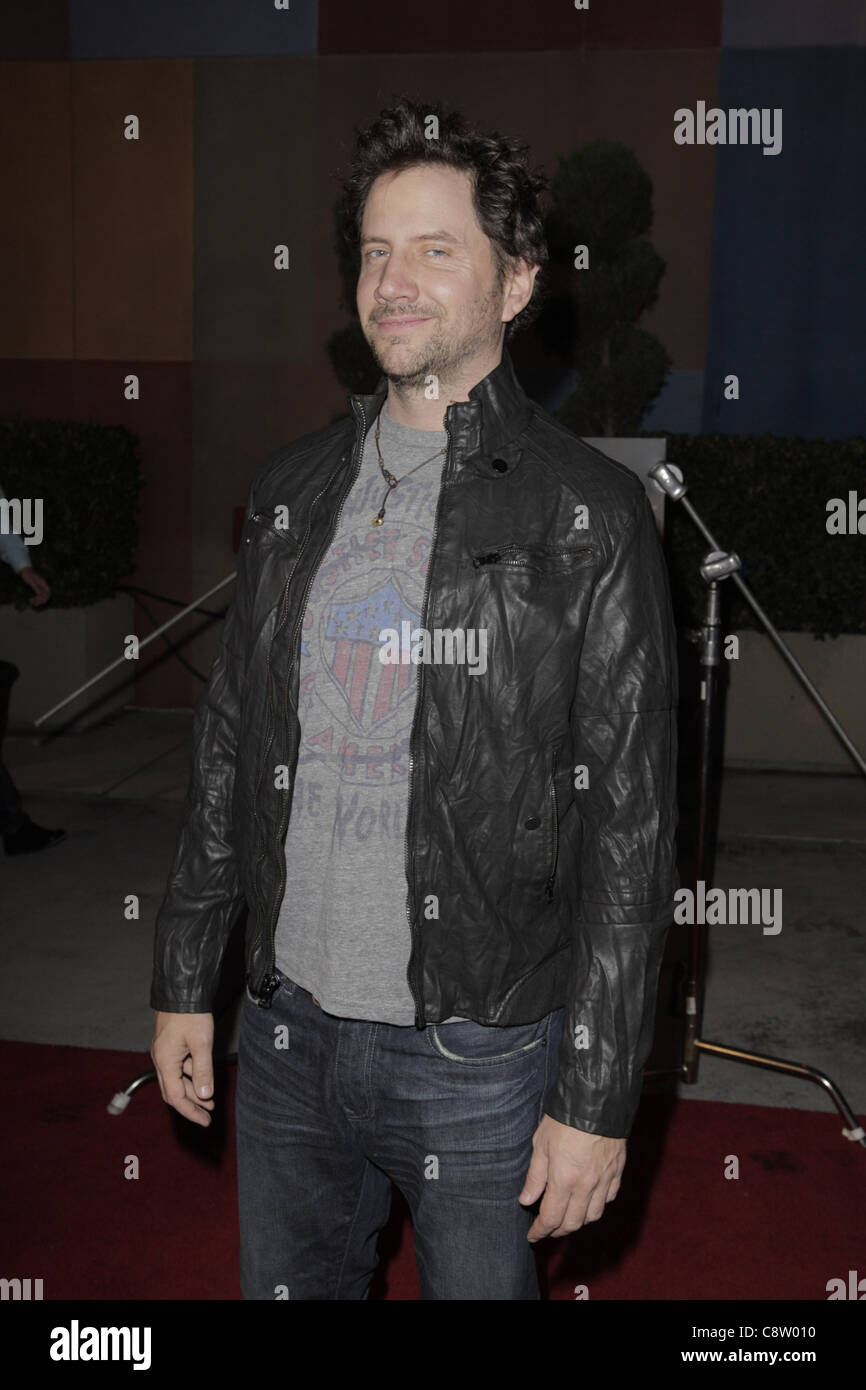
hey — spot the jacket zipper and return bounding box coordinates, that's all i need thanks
[544,746,559,901]
[250,527,301,944]
[254,400,369,1005]
[473,545,596,570]
[404,411,453,1029]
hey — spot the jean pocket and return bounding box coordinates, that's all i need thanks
[426,1016,549,1065]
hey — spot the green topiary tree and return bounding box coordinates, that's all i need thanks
[540,139,671,436]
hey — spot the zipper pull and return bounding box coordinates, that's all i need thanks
[253,973,283,1008]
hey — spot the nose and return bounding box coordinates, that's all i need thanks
[373,249,419,307]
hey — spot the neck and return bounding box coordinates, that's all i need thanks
[383,345,504,430]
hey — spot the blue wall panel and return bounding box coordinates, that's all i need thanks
[69,0,316,58]
[702,48,866,437]
[642,370,705,435]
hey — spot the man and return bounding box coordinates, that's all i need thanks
[151,98,678,1301]
[0,483,65,855]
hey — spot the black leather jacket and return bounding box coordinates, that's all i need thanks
[151,350,679,1137]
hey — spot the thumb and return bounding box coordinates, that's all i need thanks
[518,1145,549,1205]
[190,1039,214,1099]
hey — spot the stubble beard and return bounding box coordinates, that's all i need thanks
[365,284,504,394]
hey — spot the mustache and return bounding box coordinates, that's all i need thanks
[371,309,438,321]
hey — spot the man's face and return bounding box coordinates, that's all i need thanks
[357,163,518,389]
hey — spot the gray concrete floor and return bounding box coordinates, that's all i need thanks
[1,707,864,1124]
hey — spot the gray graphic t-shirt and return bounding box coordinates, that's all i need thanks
[274,403,466,1024]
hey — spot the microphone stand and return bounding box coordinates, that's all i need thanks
[645,462,865,1148]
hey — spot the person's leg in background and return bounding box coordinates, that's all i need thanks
[0,660,27,837]
[0,659,65,855]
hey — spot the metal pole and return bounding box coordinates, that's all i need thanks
[644,463,866,1147]
[677,491,866,777]
[34,572,237,726]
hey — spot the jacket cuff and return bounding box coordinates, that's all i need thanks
[149,978,217,1013]
[542,1076,640,1139]
[545,911,672,1137]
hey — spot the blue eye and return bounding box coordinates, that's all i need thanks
[364,247,447,260]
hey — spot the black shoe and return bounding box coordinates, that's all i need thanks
[3,821,67,856]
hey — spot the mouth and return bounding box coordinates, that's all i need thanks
[376,316,432,332]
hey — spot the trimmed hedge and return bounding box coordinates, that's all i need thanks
[2,417,863,642]
[0,418,143,609]
[645,432,866,640]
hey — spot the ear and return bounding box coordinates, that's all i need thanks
[501,258,540,325]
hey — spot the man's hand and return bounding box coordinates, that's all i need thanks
[18,566,51,607]
[519,1114,626,1241]
[150,1011,216,1127]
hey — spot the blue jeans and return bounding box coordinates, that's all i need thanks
[235,970,565,1300]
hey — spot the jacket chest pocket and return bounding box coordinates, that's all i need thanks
[242,510,301,583]
[471,542,597,579]
[244,508,298,548]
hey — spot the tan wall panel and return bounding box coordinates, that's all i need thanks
[73,60,193,360]
[193,58,320,363]
[0,63,74,358]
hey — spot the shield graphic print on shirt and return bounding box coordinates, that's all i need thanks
[324,576,419,733]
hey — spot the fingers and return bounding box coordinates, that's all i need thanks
[528,1180,573,1242]
[160,1056,213,1127]
[528,1172,618,1241]
[150,1013,215,1127]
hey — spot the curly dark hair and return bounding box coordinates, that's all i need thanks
[337,97,549,341]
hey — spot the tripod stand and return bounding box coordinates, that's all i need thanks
[645,462,865,1148]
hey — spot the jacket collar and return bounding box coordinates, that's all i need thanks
[349,348,534,477]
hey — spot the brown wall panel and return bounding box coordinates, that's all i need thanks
[0,0,68,60]
[73,60,193,360]
[0,64,75,358]
[193,58,319,362]
[319,0,723,54]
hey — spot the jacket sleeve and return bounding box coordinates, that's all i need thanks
[544,483,679,1137]
[149,484,257,1013]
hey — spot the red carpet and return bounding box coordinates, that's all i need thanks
[2,1040,863,1300]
